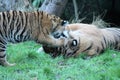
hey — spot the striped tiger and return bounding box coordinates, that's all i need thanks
[40,23,120,58]
[0,10,68,66]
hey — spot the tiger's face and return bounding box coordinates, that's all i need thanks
[35,11,69,46]
[40,12,68,38]
[62,38,80,58]
[51,19,69,38]
[42,38,80,58]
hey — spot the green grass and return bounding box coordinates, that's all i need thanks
[0,41,120,80]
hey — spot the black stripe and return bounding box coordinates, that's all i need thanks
[37,11,41,34]
[20,12,27,32]
[0,13,6,39]
[13,11,21,42]
[67,46,80,57]
[20,27,26,38]
[0,49,5,52]
[13,11,17,21]
[41,11,44,19]
[11,11,17,42]
[22,34,30,41]
[103,36,107,47]
[47,13,49,18]
[6,11,11,40]
[2,12,7,38]
[6,11,10,20]
[2,12,6,22]
[13,24,21,42]
[8,11,14,40]
[0,39,7,45]
[96,47,99,53]
[0,54,6,58]
[41,12,46,37]
[0,45,6,49]
[82,43,93,52]
[115,40,119,49]
[14,39,20,43]
[46,29,49,35]
[0,29,4,38]
[52,25,57,32]
[15,11,20,27]
[19,11,24,26]
[20,12,27,38]
[39,11,44,35]
[23,35,28,41]
[101,41,105,50]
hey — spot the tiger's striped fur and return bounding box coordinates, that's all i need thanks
[42,23,120,58]
[0,10,68,66]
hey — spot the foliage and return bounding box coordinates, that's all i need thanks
[92,15,111,28]
[32,0,44,8]
[0,41,120,80]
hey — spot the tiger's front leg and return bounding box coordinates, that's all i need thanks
[0,41,15,66]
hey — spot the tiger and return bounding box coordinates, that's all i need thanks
[39,23,120,58]
[0,10,69,66]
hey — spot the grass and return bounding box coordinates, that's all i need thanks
[0,41,120,80]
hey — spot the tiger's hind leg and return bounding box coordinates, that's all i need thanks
[0,40,15,66]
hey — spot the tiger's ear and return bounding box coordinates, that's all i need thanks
[61,20,69,26]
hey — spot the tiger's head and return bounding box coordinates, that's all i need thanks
[42,38,80,58]
[40,11,69,38]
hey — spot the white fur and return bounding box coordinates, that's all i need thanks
[36,47,44,53]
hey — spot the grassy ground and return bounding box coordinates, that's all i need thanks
[0,41,120,80]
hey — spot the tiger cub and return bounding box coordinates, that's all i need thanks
[0,10,68,66]
[41,23,120,58]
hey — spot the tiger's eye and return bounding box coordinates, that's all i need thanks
[71,39,77,46]
[61,20,69,26]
